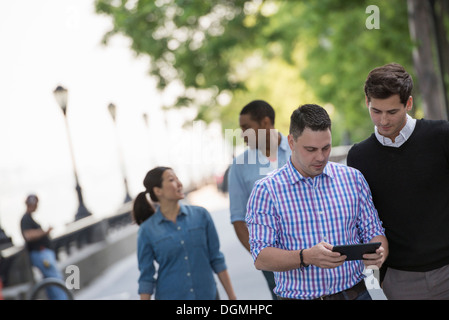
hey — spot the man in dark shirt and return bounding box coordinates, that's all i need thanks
[347,63,449,299]
[20,194,68,300]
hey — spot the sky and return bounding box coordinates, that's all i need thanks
[0,0,229,244]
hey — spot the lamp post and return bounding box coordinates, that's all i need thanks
[108,103,132,203]
[53,85,92,221]
[142,112,149,128]
[142,112,156,167]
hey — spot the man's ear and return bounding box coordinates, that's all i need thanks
[405,96,413,112]
[260,116,272,129]
[288,134,295,151]
[365,96,370,108]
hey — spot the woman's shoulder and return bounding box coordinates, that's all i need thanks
[181,205,214,225]
[138,211,160,231]
[181,204,210,215]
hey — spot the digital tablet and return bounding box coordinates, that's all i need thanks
[332,242,381,260]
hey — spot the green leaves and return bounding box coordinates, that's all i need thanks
[94,0,418,144]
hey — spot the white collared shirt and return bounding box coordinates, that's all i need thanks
[375,114,416,147]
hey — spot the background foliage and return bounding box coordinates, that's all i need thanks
[95,0,447,145]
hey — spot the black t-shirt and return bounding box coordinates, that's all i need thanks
[20,213,52,251]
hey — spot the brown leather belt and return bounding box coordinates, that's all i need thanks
[279,281,367,300]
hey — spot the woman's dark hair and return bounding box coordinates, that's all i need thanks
[364,63,413,106]
[144,166,171,202]
[132,192,155,225]
[289,104,331,139]
[132,166,171,225]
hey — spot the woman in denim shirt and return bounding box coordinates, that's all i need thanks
[133,166,236,300]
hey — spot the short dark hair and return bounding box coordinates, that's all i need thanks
[240,100,275,125]
[364,63,413,105]
[289,104,331,139]
[25,194,38,205]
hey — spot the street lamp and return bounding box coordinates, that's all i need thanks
[142,113,148,127]
[53,85,92,221]
[108,103,132,203]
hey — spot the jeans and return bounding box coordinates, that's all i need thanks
[29,248,68,300]
[354,289,372,300]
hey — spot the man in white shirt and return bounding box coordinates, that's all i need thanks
[347,63,449,300]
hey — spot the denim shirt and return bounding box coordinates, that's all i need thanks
[137,204,227,299]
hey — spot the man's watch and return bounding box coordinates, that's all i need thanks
[300,249,309,268]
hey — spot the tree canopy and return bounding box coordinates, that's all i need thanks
[95,0,448,145]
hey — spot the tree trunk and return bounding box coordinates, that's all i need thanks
[430,0,449,119]
[407,0,447,120]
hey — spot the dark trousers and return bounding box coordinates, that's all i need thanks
[262,270,278,300]
[383,265,449,300]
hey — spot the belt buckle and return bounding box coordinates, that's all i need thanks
[317,282,364,300]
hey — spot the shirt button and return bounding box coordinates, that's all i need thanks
[180,240,184,245]
[190,288,194,292]
[177,226,181,230]
[185,256,188,260]
[187,272,191,277]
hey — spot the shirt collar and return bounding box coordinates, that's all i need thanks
[286,158,334,185]
[154,204,188,224]
[252,132,289,158]
[374,114,416,147]
[279,133,289,151]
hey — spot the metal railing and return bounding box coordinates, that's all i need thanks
[0,202,133,299]
[51,202,133,260]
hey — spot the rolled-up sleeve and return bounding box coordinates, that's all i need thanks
[245,181,278,262]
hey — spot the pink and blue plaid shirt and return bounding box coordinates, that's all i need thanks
[246,159,385,299]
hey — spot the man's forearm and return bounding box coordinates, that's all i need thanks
[23,229,48,242]
[254,247,301,272]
